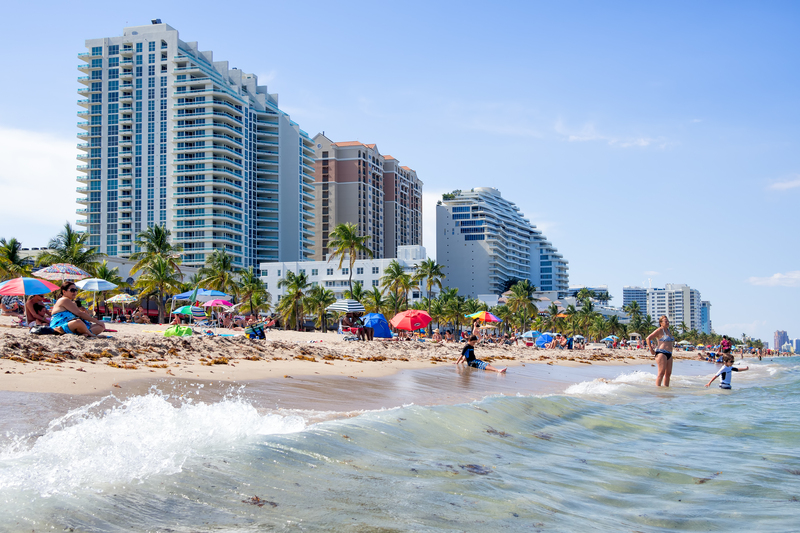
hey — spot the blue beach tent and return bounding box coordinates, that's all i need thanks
[362,313,392,338]
[535,333,554,348]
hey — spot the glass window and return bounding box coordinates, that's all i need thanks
[311,269,318,276]
[148,41,155,52]
[342,268,348,275]
[327,268,333,275]
[91,46,102,56]
[108,69,118,79]
[108,57,119,67]
[108,45,119,55]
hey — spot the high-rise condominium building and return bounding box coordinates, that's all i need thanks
[77,22,315,271]
[310,134,422,260]
[436,187,568,297]
[646,284,702,331]
[774,330,789,352]
[700,300,712,334]
[623,286,648,315]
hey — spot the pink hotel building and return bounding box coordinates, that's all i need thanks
[311,133,422,260]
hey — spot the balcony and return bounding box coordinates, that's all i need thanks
[77,98,92,108]
[76,143,90,151]
[120,59,133,67]
[77,76,93,85]
[119,93,133,103]
[119,116,133,125]
[120,46,134,57]
[76,208,88,215]
[77,121,91,130]
[76,153,91,161]
[120,70,133,80]
[76,196,89,205]
[77,64,96,73]
[118,138,133,147]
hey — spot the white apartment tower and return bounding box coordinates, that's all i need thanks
[436,187,568,297]
[646,283,702,331]
[77,22,315,270]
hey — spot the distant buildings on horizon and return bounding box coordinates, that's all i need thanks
[623,284,709,333]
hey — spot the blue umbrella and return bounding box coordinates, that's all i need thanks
[536,333,554,348]
[361,313,392,338]
[522,330,540,339]
[601,336,615,342]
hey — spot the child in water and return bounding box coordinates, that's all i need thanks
[456,335,507,373]
[705,354,749,390]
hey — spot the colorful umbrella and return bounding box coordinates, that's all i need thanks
[106,294,137,304]
[76,278,118,292]
[390,309,431,331]
[202,299,233,308]
[174,305,206,316]
[33,263,90,281]
[0,277,60,296]
[466,310,502,323]
[522,330,540,339]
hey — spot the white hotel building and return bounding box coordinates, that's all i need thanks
[259,245,436,302]
[436,188,569,297]
[77,22,315,270]
[646,283,702,331]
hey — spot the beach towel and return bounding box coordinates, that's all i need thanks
[164,325,193,337]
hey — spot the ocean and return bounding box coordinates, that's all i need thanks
[1,357,798,532]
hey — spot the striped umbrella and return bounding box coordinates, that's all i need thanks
[466,310,502,323]
[326,299,366,314]
[33,263,90,281]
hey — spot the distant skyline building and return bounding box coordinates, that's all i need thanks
[77,22,315,271]
[623,286,648,314]
[774,330,789,352]
[646,283,702,331]
[310,133,422,261]
[700,300,712,334]
[435,187,568,297]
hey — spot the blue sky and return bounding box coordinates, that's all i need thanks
[1,1,797,345]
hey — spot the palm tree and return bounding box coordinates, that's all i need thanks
[429,297,445,332]
[505,280,538,332]
[363,286,387,314]
[183,271,205,292]
[381,260,410,316]
[240,292,271,318]
[606,315,623,339]
[623,301,642,321]
[444,295,467,337]
[237,266,270,318]
[37,222,104,272]
[327,222,372,294]
[642,315,656,336]
[578,300,598,336]
[492,304,513,335]
[576,287,595,305]
[0,237,29,279]
[385,291,406,319]
[200,249,238,297]
[563,304,579,337]
[413,258,445,333]
[276,270,310,330]
[129,224,183,276]
[304,285,336,332]
[135,255,184,323]
[344,280,366,303]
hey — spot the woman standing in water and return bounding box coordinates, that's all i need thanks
[646,315,675,387]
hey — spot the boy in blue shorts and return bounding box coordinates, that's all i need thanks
[705,354,749,389]
[456,335,507,373]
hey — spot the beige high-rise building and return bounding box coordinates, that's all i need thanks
[311,133,422,260]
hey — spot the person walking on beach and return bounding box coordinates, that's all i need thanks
[645,315,675,387]
[455,335,507,373]
[705,354,749,389]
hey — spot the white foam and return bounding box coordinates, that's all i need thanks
[0,393,305,496]
[565,379,627,396]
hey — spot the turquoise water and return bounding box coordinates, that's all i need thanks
[1,358,799,531]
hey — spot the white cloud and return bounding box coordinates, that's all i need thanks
[767,177,800,191]
[256,70,278,85]
[554,119,670,149]
[747,271,800,287]
[0,126,78,243]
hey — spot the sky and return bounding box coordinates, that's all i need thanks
[0,1,797,345]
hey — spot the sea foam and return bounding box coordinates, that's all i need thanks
[0,393,305,496]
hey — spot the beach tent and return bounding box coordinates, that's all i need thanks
[362,313,392,338]
[536,333,554,348]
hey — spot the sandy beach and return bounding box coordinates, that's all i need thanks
[0,315,697,396]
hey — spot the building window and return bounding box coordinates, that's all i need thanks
[372,280,379,287]
[342,268,348,275]
[311,269,318,276]
[372,266,379,274]
[356,267,363,275]
[326,268,333,275]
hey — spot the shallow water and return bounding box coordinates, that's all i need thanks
[1,357,798,531]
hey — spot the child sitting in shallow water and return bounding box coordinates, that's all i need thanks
[705,354,749,390]
[455,335,507,373]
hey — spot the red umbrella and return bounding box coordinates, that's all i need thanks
[0,277,61,296]
[390,309,432,331]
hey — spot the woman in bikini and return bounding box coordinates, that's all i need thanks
[49,281,106,337]
[646,315,675,387]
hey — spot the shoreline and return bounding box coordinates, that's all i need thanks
[0,316,704,397]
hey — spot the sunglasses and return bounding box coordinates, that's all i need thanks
[66,288,78,293]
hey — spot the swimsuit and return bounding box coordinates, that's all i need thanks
[655,349,672,360]
[714,365,740,389]
[50,311,91,335]
[462,344,487,370]
[655,328,674,360]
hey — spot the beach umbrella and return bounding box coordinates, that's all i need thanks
[390,309,431,331]
[465,310,502,323]
[522,330,540,339]
[573,334,585,340]
[362,313,392,338]
[601,336,615,342]
[535,333,554,348]
[202,299,234,308]
[326,298,366,314]
[173,289,231,303]
[678,340,691,345]
[76,278,118,292]
[174,305,206,316]
[33,263,90,281]
[106,293,137,317]
[0,277,60,296]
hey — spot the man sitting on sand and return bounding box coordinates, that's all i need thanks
[25,294,51,326]
[455,335,507,373]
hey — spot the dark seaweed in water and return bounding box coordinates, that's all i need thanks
[486,426,511,438]
[460,464,492,475]
[242,496,277,508]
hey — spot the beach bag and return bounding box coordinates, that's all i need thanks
[30,326,58,335]
[164,325,193,337]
